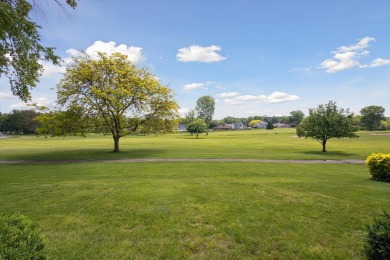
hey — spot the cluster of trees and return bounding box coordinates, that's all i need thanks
[0,110,40,134]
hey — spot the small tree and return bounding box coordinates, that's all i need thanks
[248,120,261,127]
[296,101,358,152]
[266,121,274,130]
[182,109,196,125]
[187,119,207,139]
[360,106,385,131]
[195,96,215,135]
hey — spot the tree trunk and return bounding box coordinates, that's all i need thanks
[322,139,327,152]
[113,135,120,152]
[196,132,199,139]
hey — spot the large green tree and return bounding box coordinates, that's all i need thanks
[50,52,178,152]
[195,96,215,135]
[296,101,358,152]
[0,0,76,101]
[360,105,385,131]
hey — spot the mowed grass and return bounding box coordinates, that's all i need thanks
[0,128,389,160]
[0,162,389,259]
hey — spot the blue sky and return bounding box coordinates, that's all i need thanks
[1,0,389,119]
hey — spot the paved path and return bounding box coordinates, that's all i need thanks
[0,158,365,164]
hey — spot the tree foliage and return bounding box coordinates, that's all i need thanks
[248,120,261,127]
[0,0,76,101]
[360,106,385,131]
[181,109,196,125]
[266,121,274,130]
[195,96,215,129]
[187,119,207,139]
[289,110,304,126]
[364,211,390,259]
[296,101,358,152]
[47,52,178,152]
[0,109,40,134]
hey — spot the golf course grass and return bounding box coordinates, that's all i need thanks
[0,129,389,258]
[0,128,389,160]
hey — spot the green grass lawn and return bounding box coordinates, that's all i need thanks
[0,128,389,160]
[1,129,389,258]
[0,162,388,259]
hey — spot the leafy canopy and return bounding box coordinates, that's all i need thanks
[360,105,385,131]
[296,101,358,152]
[195,96,215,126]
[0,0,76,102]
[187,119,207,139]
[39,52,179,152]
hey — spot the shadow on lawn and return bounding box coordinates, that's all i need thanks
[6,148,165,160]
[297,150,358,158]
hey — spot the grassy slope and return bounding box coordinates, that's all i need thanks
[0,129,389,160]
[0,162,389,259]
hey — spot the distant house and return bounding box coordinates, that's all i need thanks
[177,123,187,132]
[213,124,233,131]
[252,121,268,128]
[232,123,247,130]
[273,123,292,128]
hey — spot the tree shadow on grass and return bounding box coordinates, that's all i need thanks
[297,150,359,158]
[5,148,164,161]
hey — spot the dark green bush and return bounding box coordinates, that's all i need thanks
[364,211,390,259]
[365,153,390,181]
[0,214,46,259]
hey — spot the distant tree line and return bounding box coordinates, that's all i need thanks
[0,105,388,136]
[0,110,41,134]
[184,110,306,129]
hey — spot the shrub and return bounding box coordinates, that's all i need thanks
[364,211,390,259]
[0,214,47,259]
[365,153,390,181]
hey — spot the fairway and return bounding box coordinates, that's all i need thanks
[1,162,389,259]
[0,129,389,258]
[0,129,389,160]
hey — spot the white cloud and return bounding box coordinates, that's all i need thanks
[319,36,375,73]
[183,83,205,90]
[66,41,145,64]
[39,60,66,77]
[216,92,240,97]
[178,107,190,117]
[338,36,375,52]
[246,110,273,115]
[267,91,300,103]
[176,45,227,63]
[222,91,299,106]
[289,67,312,75]
[0,92,14,100]
[224,98,244,105]
[38,41,145,78]
[361,58,390,68]
[9,97,51,110]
